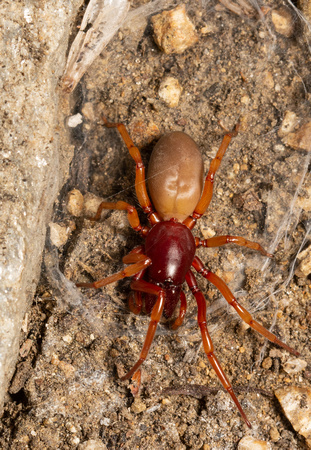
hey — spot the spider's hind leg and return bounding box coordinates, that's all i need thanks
[120,279,165,380]
[185,269,252,428]
[191,256,299,356]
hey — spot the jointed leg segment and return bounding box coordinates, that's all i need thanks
[195,235,273,257]
[192,256,299,356]
[91,200,150,237]
[171,291,187,330]
[126,248,147,315]
[102,118,160,225]
[76,248,151,289]
[185,269,251,428]
[184,124,239,230]
[121,279,165,380]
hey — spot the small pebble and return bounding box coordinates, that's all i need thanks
[262,357,273,369]
[158,77,182,107]
[269,426,280,442]
[275,386,311,447]
[78,439,107,450]
[151,4,198,54]
[278,110,298,137]
[283,357,308,374]
[295,244,311,277]
[262,71,274,89]
[233,163,240,174]
[81,102,95,121]
[49,222,74,247]
[19,339,33,358]
[297,185,311,212]
[241,95,250,105]
[67,189,84,217]
[83,192,103,218]
[58,360,76,378]
[199,225,215,239]
[131,398,147,413]
[238,435,271,449]
[274,144,285,152]
[66,422,78,433]
[67,113,83,128]
[285,120,311,151]
[51,353,60,365]
[101,418,110,426]
[71,436,80,446]
[62,334,73,344]
[271,7,295,37]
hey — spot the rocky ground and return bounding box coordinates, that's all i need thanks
[1,0,311,449]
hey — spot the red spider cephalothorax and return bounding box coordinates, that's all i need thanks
[76,118,299,428]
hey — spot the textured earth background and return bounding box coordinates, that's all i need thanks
[1,0,311,449]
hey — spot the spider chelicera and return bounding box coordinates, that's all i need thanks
[76,117,299,427]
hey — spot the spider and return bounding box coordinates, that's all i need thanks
[76,117,299,428]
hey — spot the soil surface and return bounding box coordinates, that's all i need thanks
[1,0,311,449]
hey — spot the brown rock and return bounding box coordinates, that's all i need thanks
[285,121,311,151]
[67,189,84,217]
[238,435,272,449]
[295,244,311,277]
[275,386,311,447]
[158,77,182,107]
[271,7,295,38]
[151,4,198,54]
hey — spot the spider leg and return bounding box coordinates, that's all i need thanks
[185,269,251,428]
[125,248,147,314]
[128,290,143,315]
[120,279,165,380]
[195,235,273,257]
[122,245,145,263]
[192,256,299,356]
[184,124,239,230]
[102,117,161,225]
[123,246,146,314]
[171,291,187,330]
[90,200,150,237]
[76,252,152,289]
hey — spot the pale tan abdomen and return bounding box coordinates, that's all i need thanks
[147,131,204,221]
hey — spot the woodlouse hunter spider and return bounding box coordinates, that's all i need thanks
[76,117,299,428]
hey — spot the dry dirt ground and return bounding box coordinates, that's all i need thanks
[1,0,311,449]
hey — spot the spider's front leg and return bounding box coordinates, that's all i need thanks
[102,117,160,225]
[90,200,149,237]
[183,124,239,230]
[185,269,252,428]
[192,256,299,356]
